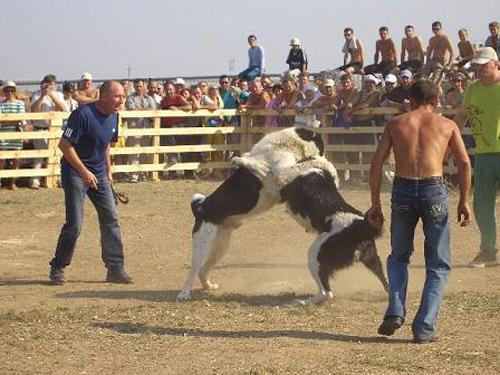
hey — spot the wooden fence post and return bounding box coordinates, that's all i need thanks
[46,116,62,188]
[240,112,252,153]
[151,116,161,181]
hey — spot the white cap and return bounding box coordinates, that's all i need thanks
[303,83,317,93]
[81,72,93,80]
[364,74,380,85]
[384,74,397,84]
[323,78,335,87]
[290,37,301,46]
[3,80,16,89]
[400,69,413,78]
[471,47,499,65]
[173,77,186,86]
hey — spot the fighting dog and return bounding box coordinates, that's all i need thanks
[177,128,387,303]
[278,157,388,304]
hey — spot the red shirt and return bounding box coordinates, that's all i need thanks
[160,95,187,127]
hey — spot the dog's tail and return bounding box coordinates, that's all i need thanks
[191,193,206,218]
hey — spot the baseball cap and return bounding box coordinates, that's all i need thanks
[364,74,379,84]
[81,72,93,80]
[3,80,16,89]
[290,37,301,46]
[173,77,186,86]
[400,69,413,78]
[384,74,397,84]
[323,78,335,87]
[471,47,499,65]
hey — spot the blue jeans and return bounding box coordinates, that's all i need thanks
[50,169,125,270]
[238,66,261,81]
[386,176,450,339]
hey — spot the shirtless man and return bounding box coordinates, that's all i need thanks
[338,27,364,74]
[74,72,99,106]
[365,26,397,77]
[423,21,454,84]
[400,25,425,73]
[367,80,471,344]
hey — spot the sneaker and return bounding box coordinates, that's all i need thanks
[106,268,133,284]
[378,316,404,336]
[49,267,66,285]
[468,252,499,268]
[29,178,41,189]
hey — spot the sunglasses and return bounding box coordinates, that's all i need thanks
[220,81,229,84]
[432,28,441,31]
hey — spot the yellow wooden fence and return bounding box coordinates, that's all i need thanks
[0,108,470,187]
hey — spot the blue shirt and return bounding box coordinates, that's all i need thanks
[248,45,265,71]
[61,103,118,175]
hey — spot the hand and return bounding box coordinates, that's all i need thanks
[81,169,98,189]
[107,171,113,183]
[457,200,471,227]
[366,204,384,230]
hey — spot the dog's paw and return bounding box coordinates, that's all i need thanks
[202,281,219,290]
[177,290,192,301]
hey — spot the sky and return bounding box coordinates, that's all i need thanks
[2,0,497,83]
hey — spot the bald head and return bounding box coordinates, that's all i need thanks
[97,81,125,114]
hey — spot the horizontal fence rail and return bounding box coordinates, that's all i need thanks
[0,108,472,187]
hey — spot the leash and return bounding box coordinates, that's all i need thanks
[111,184,129,205]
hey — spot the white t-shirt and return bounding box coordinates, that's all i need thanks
[31,91,68,128]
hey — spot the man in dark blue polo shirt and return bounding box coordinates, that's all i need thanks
[49,81,133,284]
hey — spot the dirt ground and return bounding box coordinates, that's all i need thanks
[0,179,499,375]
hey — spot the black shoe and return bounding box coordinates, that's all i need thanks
[106,268,133,284]
[378,316,404,336]
[49,267,66,285]
[413,334,440,344]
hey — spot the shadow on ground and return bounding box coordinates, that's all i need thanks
[94,321,411,344]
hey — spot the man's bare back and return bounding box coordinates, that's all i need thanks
[389,109,459,178]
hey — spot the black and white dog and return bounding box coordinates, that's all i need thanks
[278,157,388,304]
[177,127,387,303]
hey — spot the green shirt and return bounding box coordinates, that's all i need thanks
[463,80,500,154]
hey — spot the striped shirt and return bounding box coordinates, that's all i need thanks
[0,100,25,150]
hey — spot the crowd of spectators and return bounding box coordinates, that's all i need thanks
[0,20,498,188]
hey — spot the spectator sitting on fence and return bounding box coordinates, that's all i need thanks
[159,81,192,179]
[381,69,413,110]
[400,25,425,73]
[0,81,25,190]
[338,27,365,75]
[364,26,398,77]
[423,21,454,85]
[276,77,303,127]
[30,74,68,189]
[125,79,157,183]
[147,79,162,106]
[285,37,308,78]
[74,72,99,106]
[62,82,79,113]
[485,21,499,58]
[381,74,398,102]
[238,34,266,81]
[455,28,475,76]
